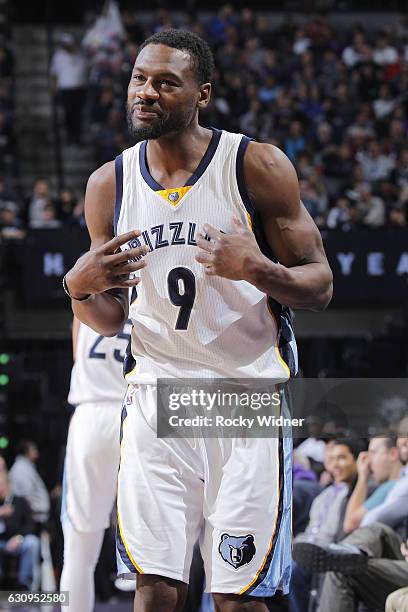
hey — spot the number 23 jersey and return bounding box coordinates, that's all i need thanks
[68,321,130,406]
[115,128,297,384]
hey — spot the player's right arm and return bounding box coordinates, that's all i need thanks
[64,162,149,337]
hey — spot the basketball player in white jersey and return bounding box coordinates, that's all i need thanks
[63,30,332,611]
[60,317,131,612]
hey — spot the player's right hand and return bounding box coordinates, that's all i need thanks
[65,230,149,298]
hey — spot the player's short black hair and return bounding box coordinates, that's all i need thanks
[138,29,214,85]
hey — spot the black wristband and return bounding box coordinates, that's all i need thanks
[62,275,92,301]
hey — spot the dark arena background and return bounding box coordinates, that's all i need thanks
[0,0,408,610]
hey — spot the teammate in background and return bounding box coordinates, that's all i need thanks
[60,317,131,612]
[64,30,332,612]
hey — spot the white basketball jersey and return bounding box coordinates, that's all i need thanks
[115,128,298,384]
[68,321,131,405]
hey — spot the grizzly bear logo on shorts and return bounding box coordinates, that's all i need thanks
[218,534,256,569]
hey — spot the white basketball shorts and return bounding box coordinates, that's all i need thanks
[116,384,292,597]
[61,401,122,532]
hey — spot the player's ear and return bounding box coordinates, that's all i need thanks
[198,83,211,109]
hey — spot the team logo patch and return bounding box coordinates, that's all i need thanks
[219,533,256,569]
[168,191,179,203]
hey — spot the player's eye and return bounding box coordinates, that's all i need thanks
[161,80,177,87]
[133,74,145,82]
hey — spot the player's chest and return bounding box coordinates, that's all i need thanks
[122,189,236,257]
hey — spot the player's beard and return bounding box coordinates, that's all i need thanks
[127,103,194,140]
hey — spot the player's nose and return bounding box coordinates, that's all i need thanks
[137,79,159,101]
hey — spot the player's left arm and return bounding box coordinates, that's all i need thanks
[195,142,333,311]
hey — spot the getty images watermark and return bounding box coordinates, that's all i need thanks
[157,379,304,438]
[157,378,408,439]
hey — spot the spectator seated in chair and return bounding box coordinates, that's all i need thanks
[9,440,50,532]
[0,458,40,590]
[343,434,402,534]
[289,436,366,612]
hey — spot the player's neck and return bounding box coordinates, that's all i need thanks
[146,124,212,184]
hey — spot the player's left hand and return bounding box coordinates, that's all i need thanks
[195,216,264,280]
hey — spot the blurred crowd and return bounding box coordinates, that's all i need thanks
[0,43,14,167]
[0,439,121,602]
[3,421,408,611]
[1,6,408,238]
[288,415,408,612]
[0,29,17,238]
[0,441,53,591]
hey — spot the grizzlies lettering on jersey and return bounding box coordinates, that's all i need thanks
[68,321,131,406]
[127,221,198,255]
[115,128,298,384]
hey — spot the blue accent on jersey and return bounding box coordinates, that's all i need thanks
[117,404,140,574]
[116,513,139,574]
[236,135,279,264]
[139,140,162,191]
[236,134,298,377]
[130,287,138,305]
[116,546,137,577]
[251,434,293,597]
[119,406,127,444]
[114,154,124,235]
[268,298,298,377]
[139,127,222,191]
[248,390,293,597]
[243,435,285,595]
[123,336,136,378]
[236,135,253,214]
[188,127,221,185]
